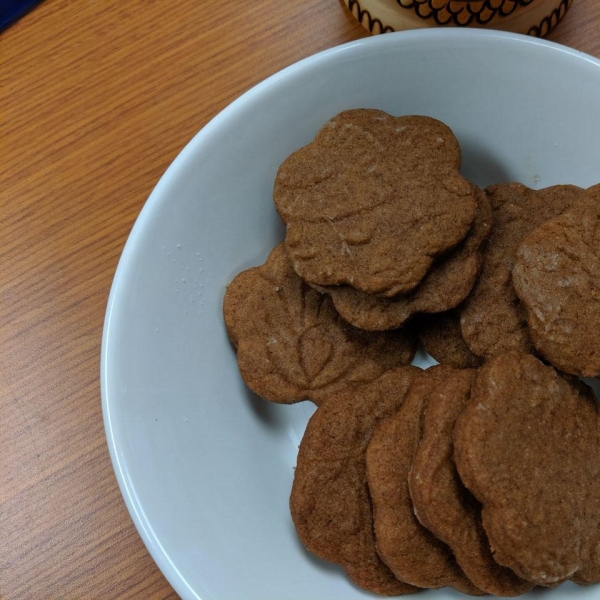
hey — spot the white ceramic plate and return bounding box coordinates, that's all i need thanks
[101,29,600,600]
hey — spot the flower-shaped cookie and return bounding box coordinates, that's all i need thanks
[455,351,600,586]
[223,245,416,404]
[513,184,600,377]
[274,109,478,297]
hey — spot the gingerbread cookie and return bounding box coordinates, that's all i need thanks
[417,311,482,369]
[365,366,482,595]
[290,367,420,595]
[460,183,584,359]
[454,351,600,586]
[513,184,600,378]
[317,185,492,331]
[223,245,416,404]
[408,367,533,596]
[274,109,478,297]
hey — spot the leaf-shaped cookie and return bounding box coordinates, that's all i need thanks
[315,185,492,330]
[223,245,416,404]
[274,109,478,297]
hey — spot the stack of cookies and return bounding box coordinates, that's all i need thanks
[290,354,600,596]
[273,110,493,333]
[222,109,600,596]
[420,181,598,375]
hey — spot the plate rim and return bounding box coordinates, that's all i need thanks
[100,27,600,600]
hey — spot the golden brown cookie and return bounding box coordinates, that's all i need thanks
[316,185,492,331]
[417,311,482,369]
[223,245,416,405]
[408,367,533,596]
[365,366,483,595]
[460,183,584,359]
[513,184,600,378]
[274,109,478,297]
[454,351,600,586]
[290,367,420,596]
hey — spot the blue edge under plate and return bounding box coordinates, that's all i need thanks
[1,0,44,32]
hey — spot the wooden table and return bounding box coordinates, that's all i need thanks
[1,1,598,597]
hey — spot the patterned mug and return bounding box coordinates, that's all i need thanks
[343,0,573,36]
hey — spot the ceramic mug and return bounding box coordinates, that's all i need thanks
[343,0,573,36]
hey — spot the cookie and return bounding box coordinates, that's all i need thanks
[460,183,584,359]
[316,185,492,331]
[408,367,533,596]
[417,311,482,369]
[290,367,420,595]
[274,109,478,297]
[454,351,600,586]
[513,184,600,378]
[223,245,416,404]
[365,366,483,595]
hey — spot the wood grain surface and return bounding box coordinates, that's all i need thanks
[1,1,599,598]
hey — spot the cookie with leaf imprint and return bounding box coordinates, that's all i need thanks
[273,109,478,298]
[223,244,416,405]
